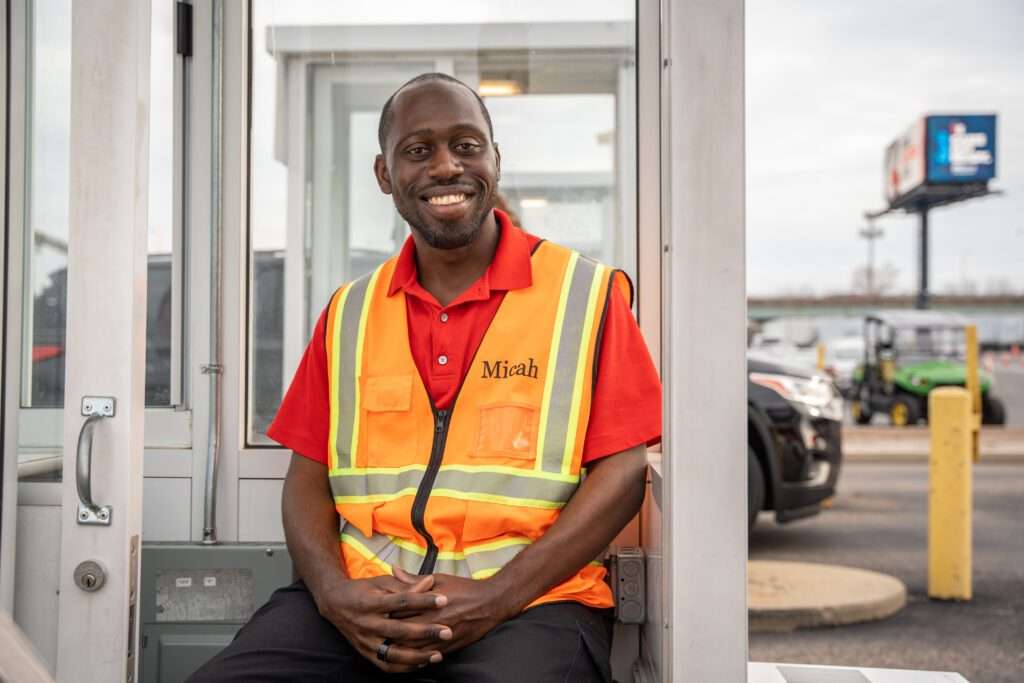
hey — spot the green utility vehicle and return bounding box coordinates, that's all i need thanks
[849,311,1006,427]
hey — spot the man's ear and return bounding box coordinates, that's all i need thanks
[493,142,501,183]
[374,154,392,194]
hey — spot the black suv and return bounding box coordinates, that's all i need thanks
[747,356,843,532]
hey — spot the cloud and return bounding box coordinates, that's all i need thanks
[747,0,1024,295]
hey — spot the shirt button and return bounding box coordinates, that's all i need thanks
[440,313,449,323]
[438,355,449,366]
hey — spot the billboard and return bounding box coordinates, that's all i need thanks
[926,115,996,183]
[883,114,997,206]
[884,119,926,203]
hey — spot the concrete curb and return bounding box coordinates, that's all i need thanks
[748,561,906,632]
[842,426,1024,463]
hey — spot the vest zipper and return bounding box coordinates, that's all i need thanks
[412,408,451,574]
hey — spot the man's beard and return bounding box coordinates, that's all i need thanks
[395,185,496,250]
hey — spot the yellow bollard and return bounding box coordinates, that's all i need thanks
[816,342,826,371]
[928,387,972,600]
[964,324,981,463]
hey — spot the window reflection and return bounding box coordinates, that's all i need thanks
[248,2,638,444]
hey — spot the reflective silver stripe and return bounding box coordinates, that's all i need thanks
[464,539,531,578]
[333,273,374,471]
[539,256,600,474]
[330,467,578,506]
[341,523,532,579]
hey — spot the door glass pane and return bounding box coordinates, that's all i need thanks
[247,1,638,445]
[22,0,179,412]
[18,0,182,477]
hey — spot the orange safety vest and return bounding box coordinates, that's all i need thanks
[324,240,629,610]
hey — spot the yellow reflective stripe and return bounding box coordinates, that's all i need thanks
[333,464,427,476]
[347,266,381,468]
[332,270,376,473]
[535,251,579,472]
[335,488,564,509]
[332,463,577,483]
[429,488,565,509]
[391,537,467,561]
[439,463,578,483]
[327,285,352,473]
[462,536,532,555]
[472,568,501,579]
[330,466,579,505]
[340,532,392,573]
[334,487,420,505]
[562,263,606,475]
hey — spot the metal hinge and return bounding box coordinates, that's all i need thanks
[176,2,193,57]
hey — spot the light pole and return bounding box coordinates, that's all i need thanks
[858,222,884,296]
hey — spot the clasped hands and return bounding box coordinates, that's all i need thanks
[315,566,514,673]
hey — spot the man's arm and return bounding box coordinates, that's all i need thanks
[396,444,648,651]
[281,453,453,671]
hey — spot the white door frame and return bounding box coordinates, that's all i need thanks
[657,0,748,680]
[54,2,151,681]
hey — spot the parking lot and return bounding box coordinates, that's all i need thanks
[749,462,1024,683]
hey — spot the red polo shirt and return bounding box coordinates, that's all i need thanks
[267,210,661,465]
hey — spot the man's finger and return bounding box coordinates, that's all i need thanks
[374,589,448,613]
[393,567,435,593]
[370,616,453,643]
[372,641,443,669]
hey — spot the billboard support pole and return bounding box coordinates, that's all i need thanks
[916,208,929,310]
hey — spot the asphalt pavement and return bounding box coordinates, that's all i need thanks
[748,462,1024,683]
[993,366,1024,427]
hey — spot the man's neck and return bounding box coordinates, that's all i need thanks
[412,212,500,307]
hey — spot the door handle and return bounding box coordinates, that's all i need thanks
[76,396,116,526]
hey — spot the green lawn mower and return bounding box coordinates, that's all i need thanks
[849,311,1007,427]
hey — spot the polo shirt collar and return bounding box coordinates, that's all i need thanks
[386,209,533,302]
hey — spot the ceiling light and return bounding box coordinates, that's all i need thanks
[478,79,522,97]
[519,197,549,209]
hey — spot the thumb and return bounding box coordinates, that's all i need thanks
[393,566,434,592]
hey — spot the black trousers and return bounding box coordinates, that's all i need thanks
[187,581,613,683]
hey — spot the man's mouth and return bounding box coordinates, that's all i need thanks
[426,193,467,206]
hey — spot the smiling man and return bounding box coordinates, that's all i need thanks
[190,73,661,683]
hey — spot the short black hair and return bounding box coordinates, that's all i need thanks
[377,73,495,153]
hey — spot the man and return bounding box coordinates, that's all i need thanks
[190,73,660,682]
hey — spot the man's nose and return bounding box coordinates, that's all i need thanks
[428,146,462,180]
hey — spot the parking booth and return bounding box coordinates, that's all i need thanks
[0,0,749,681]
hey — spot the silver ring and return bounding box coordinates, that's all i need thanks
[376,641,391,663]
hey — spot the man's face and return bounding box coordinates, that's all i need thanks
[375,81,500,250]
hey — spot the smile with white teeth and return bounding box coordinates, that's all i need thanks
[427,193,467,206]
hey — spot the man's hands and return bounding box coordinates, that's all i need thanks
[312,573,453,673]
[391,567,515,653]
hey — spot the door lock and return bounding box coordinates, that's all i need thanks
[74,560,107,592]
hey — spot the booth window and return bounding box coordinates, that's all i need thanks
[246,1,639,446]
[16,0,185,473]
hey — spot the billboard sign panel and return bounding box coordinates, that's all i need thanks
[883,114,997,206]
[926,114,997,184]
[884,118,926,203]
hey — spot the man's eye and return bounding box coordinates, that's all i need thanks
[454,142,481,154]
[406,145,430,157]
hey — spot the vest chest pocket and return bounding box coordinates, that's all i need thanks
[475,402,539,462]
[361,375,416,467]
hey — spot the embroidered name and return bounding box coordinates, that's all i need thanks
[481,358,539,380]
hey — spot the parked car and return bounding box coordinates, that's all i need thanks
[823,335,865,397]
[747,356,843,533]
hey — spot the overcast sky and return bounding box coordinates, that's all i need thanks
[747,0,1024,296]
[31,0,1024,298]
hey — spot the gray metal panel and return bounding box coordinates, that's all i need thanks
[140,543,292,625]
[139,544,293,683]
[140,626,239,683]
